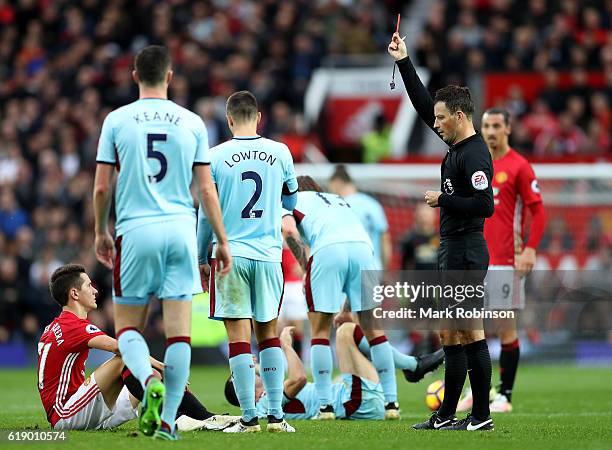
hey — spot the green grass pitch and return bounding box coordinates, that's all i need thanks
[1,365,610,449]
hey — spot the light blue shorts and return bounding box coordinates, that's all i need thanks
[305,242,377,313]
[209,256,283,323]
[334,374,385,420]
[113,220,201,306]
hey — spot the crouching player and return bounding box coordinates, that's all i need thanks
[226,325,386,420]
[37,264,238,432]
[281,176,444,420]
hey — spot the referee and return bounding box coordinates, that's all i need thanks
[388,33,495,431]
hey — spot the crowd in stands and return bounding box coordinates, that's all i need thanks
[0,0,406,342]
[415,0,611,155]
[0,0,609,343]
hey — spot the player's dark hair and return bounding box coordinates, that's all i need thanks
[483,107,511,126]
[49,264,86,307]
[226,90,258,123]
[330,164,353,184]
[134,45,171,86]
[297,175,324,192]
[224,376,240,407]
[434,85,474,119]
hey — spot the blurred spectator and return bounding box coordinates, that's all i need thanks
[0,256,23,341]
[277,114,310,162]
[195,97,229,148]
[534,112,588,155]
[361,113,391,163]
[585,215,604,252]
[521,98,559,142]
[504,85,528,118]
[540,216,575,253]
[539,69,566,113]
[0,188,29,239]
[400,203,439,270]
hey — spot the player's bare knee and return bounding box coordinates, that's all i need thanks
[362,328,384,343]
[498,328,518,344]
[336,322,357,341]
[224,318,251,342]
[309,313,332,337]
[102,355,126,377]
[439,330,460,345]
[254,319,278,342]
[458,329,485,344]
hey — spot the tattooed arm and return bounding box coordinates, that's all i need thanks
[282,214,309,271]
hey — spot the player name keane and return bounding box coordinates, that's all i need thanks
[225,150,277,167]
[132,111,182,126]
[373,307,515,320]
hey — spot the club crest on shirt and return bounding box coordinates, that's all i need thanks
[495,171,508,184]
[471,171,489,190]
[443,178,454,195]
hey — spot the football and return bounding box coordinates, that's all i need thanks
[425,380,445,411]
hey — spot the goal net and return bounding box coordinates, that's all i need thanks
[295,163,612,271]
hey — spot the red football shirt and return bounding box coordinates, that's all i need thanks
[484,148,543,265]
[282,247,302,282]
[37,310,106,425]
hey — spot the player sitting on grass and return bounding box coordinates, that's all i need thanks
[225,325,388,420]
[37,264,239,432]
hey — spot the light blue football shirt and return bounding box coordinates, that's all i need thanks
[256,382,346,420]
[205,136,297,262]
[283,191,373,256]
[344,192,388,268]
[256,382,319,420]
[96,98,209,235]
[256,378,382,420]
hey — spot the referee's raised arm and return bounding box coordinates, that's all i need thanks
[388,30,496,432]
[388,32,438,137]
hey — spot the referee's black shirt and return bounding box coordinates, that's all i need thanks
[396,55,494,238]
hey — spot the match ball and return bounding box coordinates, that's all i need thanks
[425,380,445,411]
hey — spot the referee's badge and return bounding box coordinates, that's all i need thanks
[471,171,489,190]
[443,178,454,195]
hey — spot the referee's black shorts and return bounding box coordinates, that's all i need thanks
[438,231,489,271]
[437,232,489,313]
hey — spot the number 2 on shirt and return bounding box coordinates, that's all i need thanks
[241,171,263,218]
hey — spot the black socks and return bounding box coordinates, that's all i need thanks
[464,339,492,420]
[437,344,467,418]
[121,367,213,420]
[499,339,520,402]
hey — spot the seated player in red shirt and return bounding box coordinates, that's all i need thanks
[37,264,238,431]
